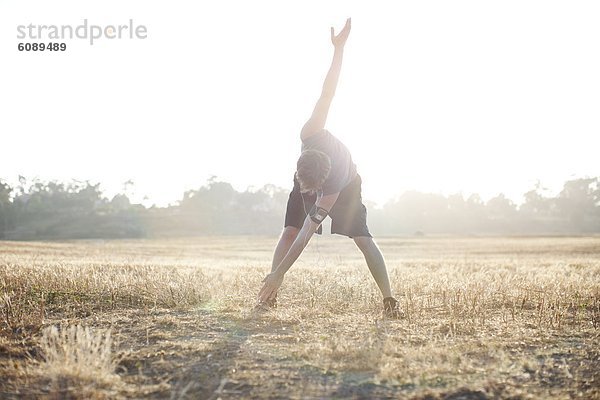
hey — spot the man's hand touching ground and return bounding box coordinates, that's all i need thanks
[258,271,284,303]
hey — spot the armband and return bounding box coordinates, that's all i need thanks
[309,206,328,225]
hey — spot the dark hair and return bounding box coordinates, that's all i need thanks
[296,150,331,193]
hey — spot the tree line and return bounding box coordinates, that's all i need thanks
[0,176,598,240]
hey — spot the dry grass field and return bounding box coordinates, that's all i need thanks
[0,236,599,399]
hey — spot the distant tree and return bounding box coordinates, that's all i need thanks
[110,194,131,211]
[465,194,486,232]
[556,178,599,231]
[381,191,450,234]
[5,179,144,239]
[177,179,288,235]
[16,180,104,218]
[179,178,237,233]
[2,175,599,239]
[231,184,288,234]
[520,181,553,217]
[446,194,467,230]
[0,181,11,205]
[486,194,517,232]
[0,180,13,238]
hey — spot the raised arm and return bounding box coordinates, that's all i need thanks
[300,18,351,140]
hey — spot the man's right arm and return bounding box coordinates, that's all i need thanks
[300,18,351,141]
[257,192,339,302]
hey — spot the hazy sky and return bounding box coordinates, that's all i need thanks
[1,1,599,206]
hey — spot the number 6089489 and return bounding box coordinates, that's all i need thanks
[18,42,67,51]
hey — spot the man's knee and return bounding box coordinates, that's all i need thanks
[353,236,373,252]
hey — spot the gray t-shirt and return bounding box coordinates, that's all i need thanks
[301,129,357,195]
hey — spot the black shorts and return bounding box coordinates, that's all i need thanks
[284,174,372,238]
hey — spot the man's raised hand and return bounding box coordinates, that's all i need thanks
[331,18,351,49]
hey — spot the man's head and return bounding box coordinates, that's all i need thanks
[296,150,331,193]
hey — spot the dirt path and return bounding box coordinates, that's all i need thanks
[106,307,408,399]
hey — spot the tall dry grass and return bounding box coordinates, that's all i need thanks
[0,236,598,399]
[32,325,122,397]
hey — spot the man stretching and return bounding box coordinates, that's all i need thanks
[257,18,401,318]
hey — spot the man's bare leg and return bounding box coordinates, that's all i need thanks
[354,236,402,317]
[353,236,393,298]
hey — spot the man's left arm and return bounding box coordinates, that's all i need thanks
[257,193,339,302]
